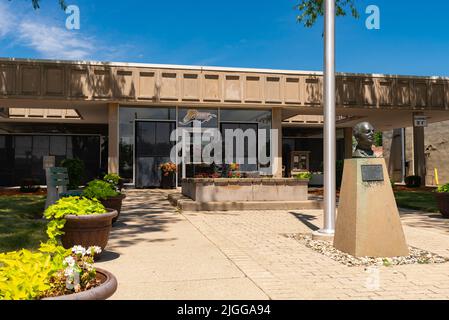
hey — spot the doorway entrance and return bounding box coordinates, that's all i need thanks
[135,120,176,188]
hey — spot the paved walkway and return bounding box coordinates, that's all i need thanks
[98,189,449,300]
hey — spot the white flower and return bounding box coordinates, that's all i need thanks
[64,266,75,277]
[83,262,94,271]
[72,245,86,256]
[87,246,102,255]
[63,256,76,267]
[65,268,80,290]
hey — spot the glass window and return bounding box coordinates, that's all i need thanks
[220,109,271,129]
[119,106,176,184]
[50,136,67,156]
[31,136,50,182]
[178,108,218,128]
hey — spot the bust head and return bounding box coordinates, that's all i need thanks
[353,122,375,158]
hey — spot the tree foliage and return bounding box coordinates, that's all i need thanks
[11,0,67,10]
[295,0,359,28]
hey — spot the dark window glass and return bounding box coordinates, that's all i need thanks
[50,136,67,156]
[31,136,50,183]
[135,121,176,188]
[14,136,33,185]
[221,123,258,172]
[119,107,175,184]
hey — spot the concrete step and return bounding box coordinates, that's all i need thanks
[168,193,323,212]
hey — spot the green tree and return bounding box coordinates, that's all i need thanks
[295,0,359,27]
[10,0,67,9]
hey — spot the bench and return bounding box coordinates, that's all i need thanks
[45,167,82,209]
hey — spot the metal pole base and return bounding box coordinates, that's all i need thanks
[312,229,335,242]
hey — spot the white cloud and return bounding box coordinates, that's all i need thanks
[0,3,123,61]
[18,21,94,60]
[0,3,15,37]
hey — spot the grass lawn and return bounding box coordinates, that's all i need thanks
[394,190,439,213]
[0,195,48,253]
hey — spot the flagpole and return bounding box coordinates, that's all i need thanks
[316,0,336,237]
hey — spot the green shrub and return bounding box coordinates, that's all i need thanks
[405,175,422,188]
[103,173,121,190]
[1,197,106,300]
[0,242,101,300]
[44,196,107,242]
[374,132,383,147]
[295,172,312,180]
[82,180,120,200]
[61,158,85,190]
[20,178,40,193]
[0,244,69,300]
[437,183,449,193]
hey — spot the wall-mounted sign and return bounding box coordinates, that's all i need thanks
[180,109,217,125]
[414,115,427,127]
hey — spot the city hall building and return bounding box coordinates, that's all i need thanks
[1,58,449,188]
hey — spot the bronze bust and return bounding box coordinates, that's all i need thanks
[353,122,375,158]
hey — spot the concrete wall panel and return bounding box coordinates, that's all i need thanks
[0,65,15,95]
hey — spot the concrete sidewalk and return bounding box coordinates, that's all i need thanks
[96,189,268,300]
[98,189,449,300]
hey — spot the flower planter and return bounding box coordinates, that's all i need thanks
[161,172,176,189]
[61,210,118,251]
[100,194,126,224]
[436,192,449,218]
[42,268,118,300]
[182,178,309,202]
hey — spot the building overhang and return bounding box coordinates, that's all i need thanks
[1,57,449,111]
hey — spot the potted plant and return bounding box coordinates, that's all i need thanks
[44,196,117,251]
[103,173,125,192]
[82,180,126,224]
[436,183,449,218]
[0,243,117,300]
[226,163,241,178]
[160,162,177,189]
[295,171,312,180]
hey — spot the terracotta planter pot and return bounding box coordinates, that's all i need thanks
[436,192,449,218]
[100,194,126,224]
[61,210,118,251]
[42,268,118,300]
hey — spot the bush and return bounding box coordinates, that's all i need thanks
[61,158,85,190]
[0,244,69,300]
[405,175,422,188]
[44,196,107,242]
[0,243,102,300]
[102,173,122,191]
[82,180,120,200]
[295,172,312,180]
[20,178,40,193]
[437,183,449,193]
[0,197,106,300]
[374,132,383,147]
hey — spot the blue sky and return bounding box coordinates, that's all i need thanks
[1,0,448,76]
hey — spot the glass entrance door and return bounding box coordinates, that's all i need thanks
[220,122,259,172]
[135,121,176,188]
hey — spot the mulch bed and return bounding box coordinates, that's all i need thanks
[0,188,47,196]
[393,185,437,193]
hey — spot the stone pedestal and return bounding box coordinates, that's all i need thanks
[333,158,409,257]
